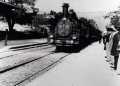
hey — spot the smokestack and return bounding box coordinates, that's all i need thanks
[62,3,69,17]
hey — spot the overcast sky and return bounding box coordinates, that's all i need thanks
[35,0,120,12]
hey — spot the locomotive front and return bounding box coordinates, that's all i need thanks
[49,3,80,48]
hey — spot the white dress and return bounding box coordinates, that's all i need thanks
[105,32,118,63]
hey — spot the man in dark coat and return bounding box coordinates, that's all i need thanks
[111,26,120,70]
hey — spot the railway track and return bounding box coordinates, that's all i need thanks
[0,44,55,72]
[0,42,49,53]
[16,53,70,86]
[0,43,52,59]
[0,43,71,86]
[10,43,49,51]
[0,45,54,60]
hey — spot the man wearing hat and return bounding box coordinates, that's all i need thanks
[110,25,120,70]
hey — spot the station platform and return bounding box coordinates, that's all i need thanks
[25,42,120,86]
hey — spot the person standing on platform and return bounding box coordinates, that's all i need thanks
[103,26,116,50]
[103,26,116,66]
[110,26,120,70]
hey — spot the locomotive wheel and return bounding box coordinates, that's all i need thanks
[73,45,80,52]
[55,46,67,52]
[55,46,62,52]
[55,45,79,52]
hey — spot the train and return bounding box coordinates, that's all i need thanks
[48,3,102,50]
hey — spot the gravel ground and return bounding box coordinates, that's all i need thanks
[0,52,69,86]
[0,46,54,72]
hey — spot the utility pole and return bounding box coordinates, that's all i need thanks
[5,29,8,46]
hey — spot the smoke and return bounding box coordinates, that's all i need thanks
[34,0,38,7]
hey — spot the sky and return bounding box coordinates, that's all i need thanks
[35,0,120,12]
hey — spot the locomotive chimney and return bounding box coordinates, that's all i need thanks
[62,3,69,17]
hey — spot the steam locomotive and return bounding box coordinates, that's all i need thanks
[48,3,101,50]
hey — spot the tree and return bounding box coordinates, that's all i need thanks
[5,0,39,31]
[104,7,120,28]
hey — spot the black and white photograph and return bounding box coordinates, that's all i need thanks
[0,0,120,86]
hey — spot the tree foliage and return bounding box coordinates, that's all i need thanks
[7,0,39,25]
[105,8,120,28]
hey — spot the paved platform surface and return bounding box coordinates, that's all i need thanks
[25,42,120,86]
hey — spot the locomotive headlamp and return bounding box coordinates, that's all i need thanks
[63,17,67,21]
[50,39,54,43]
[70,40,74,44]
[72,36,77,39]
[49,35,53,38]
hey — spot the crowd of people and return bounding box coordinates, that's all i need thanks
[103,25,120,70]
